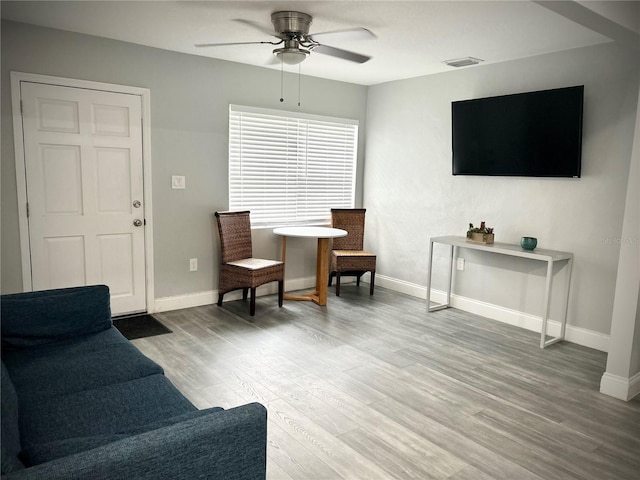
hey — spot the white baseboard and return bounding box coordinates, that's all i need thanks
[153,290,215,313]
[153,276,316,313]
[600,372,640,401]
[153,272,608,352]
[631,373,640,400]
[374,274,609,352]
[371,273,426,299]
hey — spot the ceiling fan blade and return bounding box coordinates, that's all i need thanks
[233,18,281,38]
[308,27,376,43]
[312,44,371,64]
[195,41,279,48]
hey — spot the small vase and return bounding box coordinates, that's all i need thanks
[520,237,537,251]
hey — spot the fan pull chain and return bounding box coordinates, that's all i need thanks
[280,58,284,102]
[298,63,302,107]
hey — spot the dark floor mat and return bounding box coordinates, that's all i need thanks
[112,314,172,340]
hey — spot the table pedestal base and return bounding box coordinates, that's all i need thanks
[280,237,331,306]
[284,291,321,304]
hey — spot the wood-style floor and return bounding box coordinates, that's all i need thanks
[133,286,640,480]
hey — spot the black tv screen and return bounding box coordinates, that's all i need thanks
[452,86,584,177]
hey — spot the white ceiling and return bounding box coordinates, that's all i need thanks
[2,1,637,86]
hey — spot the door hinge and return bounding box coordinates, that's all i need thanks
[26,202,29,218]
[20,100,24,116]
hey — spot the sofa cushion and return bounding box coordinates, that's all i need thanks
[1,362,25,474]
[20,435,127,467]
[119,406,225,435]
[3,328,163,400]
[19,374,197,446]
[1,285,112,349]
[20,407,225,466]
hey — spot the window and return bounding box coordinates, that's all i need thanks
[229,105,358,227]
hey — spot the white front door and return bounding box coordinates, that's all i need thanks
[20,81,147,315]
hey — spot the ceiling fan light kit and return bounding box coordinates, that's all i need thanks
[274,48,309,65]
[273,38,310,65]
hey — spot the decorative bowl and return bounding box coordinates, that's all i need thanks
[520,237,538,251]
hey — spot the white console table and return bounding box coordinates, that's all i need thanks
[426,235,573,348]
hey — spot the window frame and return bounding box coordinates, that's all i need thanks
[228,104,358,228]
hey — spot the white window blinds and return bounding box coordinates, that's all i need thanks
[229,105,358,227]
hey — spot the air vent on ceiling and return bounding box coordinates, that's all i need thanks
[444,57,484,68]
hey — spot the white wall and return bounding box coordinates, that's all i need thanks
[600,85,640,400]
[1,20,368,303]
[364,41,639,341]
[2,20,638,355]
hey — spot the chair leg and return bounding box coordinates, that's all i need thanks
[336,273,341,296]
[356,273,362,286]
[328,272,334,286]
[242,288,249,301]
[249,287,257,316]
[369,272,375,295]
[278,280,284,307]
[217,293,224,306]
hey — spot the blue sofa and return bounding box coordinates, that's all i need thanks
[1,285,267,479]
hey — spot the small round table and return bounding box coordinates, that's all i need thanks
[273,226,347,306]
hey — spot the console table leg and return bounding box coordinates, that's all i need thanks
[446,245,454,306]
[560,257,573,341]
[426,240,434,309]
[427,242,455,312]
[540,260,554,348]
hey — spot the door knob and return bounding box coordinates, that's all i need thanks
[133,219,143,227]
[133,200,141,208]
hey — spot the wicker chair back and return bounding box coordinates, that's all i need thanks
[331,209,366,251]
[215,211,253,263]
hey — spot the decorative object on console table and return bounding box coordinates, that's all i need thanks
[466,221,494,244]
[520,236,538,251]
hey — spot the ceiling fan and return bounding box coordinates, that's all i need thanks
[195,11,374,65]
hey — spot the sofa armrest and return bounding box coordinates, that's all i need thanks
[1,286,112,349]
[3,402,267,480]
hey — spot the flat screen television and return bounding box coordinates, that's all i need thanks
[452,85,584,177]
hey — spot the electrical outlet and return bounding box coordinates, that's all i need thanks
[456,258,465,271]
[189,258,198,272]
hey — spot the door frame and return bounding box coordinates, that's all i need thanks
[10,71,156,313]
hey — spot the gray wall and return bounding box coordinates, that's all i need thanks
[364,41,639,336]
[634,294,640,373]
[3,19,638,346]
[1,20,368,298]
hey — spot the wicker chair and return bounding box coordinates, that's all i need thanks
[215,211,284,316]
[329,208,376,296]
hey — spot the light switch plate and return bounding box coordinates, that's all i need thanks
[172,175,186,189]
